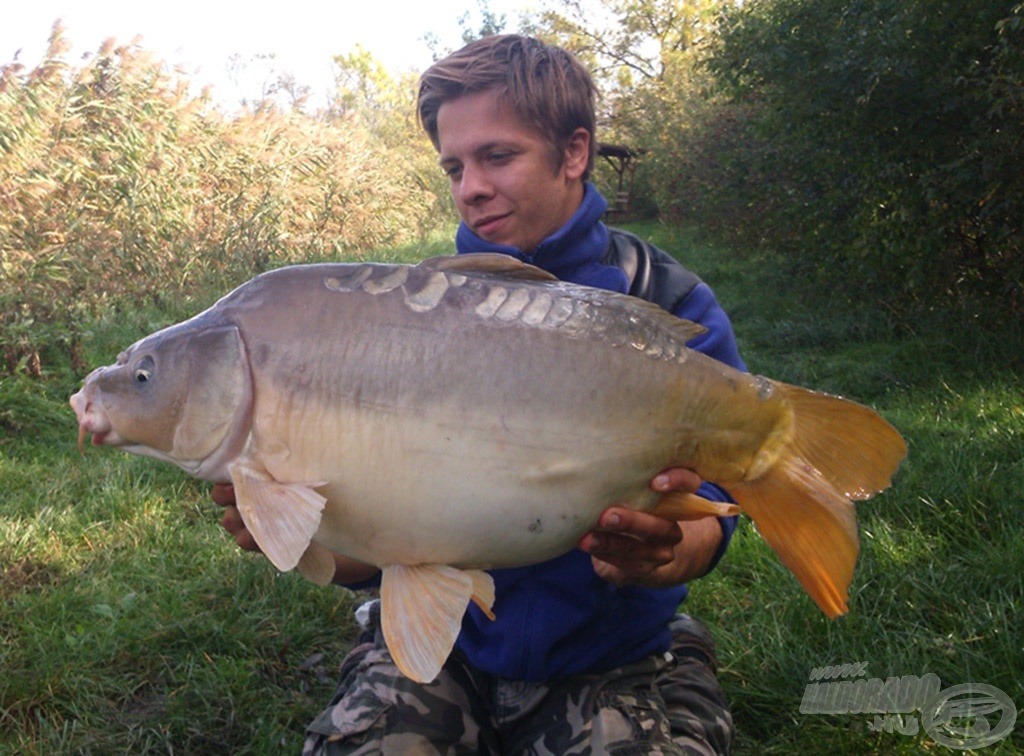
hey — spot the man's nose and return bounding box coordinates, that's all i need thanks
[456,164,493,205]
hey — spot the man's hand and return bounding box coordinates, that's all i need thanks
[578,468,723,588]
[212,483,261,553]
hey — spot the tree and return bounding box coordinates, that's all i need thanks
[529,0,719,125]
[523,0,728,215]
[706,0,1024,309]
[330,47,452,220]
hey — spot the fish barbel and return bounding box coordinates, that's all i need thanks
[69,254,906,682]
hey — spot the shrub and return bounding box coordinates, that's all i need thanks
[0,23,450,376]
[699,0,1024,312]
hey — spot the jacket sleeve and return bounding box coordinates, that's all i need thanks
[672,282,746,575]
[673,282,747,372]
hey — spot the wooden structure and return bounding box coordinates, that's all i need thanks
[598,142,646,216]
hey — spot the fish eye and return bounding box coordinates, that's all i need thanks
[133,356,155,384]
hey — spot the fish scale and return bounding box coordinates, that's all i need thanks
[337,260,698,364]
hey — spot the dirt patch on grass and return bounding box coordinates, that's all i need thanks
[0,556,63,598]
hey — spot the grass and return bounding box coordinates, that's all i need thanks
[0,391,356,753]
[2,221,1023,753]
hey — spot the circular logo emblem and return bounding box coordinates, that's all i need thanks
[921,683,1016,750]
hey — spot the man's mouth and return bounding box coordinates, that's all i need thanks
[473,213,511,238]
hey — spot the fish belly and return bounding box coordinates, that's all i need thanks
[256,398,666,569]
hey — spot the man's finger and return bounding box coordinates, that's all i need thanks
[651,467,701,494]
[211,483,235,506]
[220,505,261,553]
[595,507,683,545]
[587,531,677,564]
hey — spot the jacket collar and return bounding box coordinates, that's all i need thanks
[454,184,625,292]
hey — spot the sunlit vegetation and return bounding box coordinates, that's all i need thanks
[0,22,450,377]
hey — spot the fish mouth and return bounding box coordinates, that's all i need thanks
[70,388,115,451]
[74,427,112,452]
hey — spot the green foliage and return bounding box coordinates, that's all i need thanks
[702,0,1024,311]
[0,448,359,753]
[0,23,452,378]
[533,0,714,87]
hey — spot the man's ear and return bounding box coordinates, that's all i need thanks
[563,128,591,180]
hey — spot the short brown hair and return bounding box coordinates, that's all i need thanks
[418,35,598,178]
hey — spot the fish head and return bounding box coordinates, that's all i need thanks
[70,323,252,480]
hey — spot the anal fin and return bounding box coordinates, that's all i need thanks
[650,492,741,521]
[380,564,495,683]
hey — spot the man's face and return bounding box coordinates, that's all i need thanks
[436,89,589,255]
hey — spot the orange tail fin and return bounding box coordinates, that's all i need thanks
[731,383,906,617]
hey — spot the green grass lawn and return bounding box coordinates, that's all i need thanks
[2,225,1022,754]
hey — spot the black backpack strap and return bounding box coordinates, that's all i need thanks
[602,228,703,313]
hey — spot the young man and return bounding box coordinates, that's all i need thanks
[219,34,743,754]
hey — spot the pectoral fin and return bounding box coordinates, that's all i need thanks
[650,492,741,521]
[380,564,495,683]
[229,461,327,573]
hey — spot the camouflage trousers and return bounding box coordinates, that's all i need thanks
[303,602,733,755]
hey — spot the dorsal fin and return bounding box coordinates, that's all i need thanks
[418,253,558,282]
[420,252,710,349]
[625,296,709,343]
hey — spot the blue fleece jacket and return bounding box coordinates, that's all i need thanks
[443,184,746,680]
